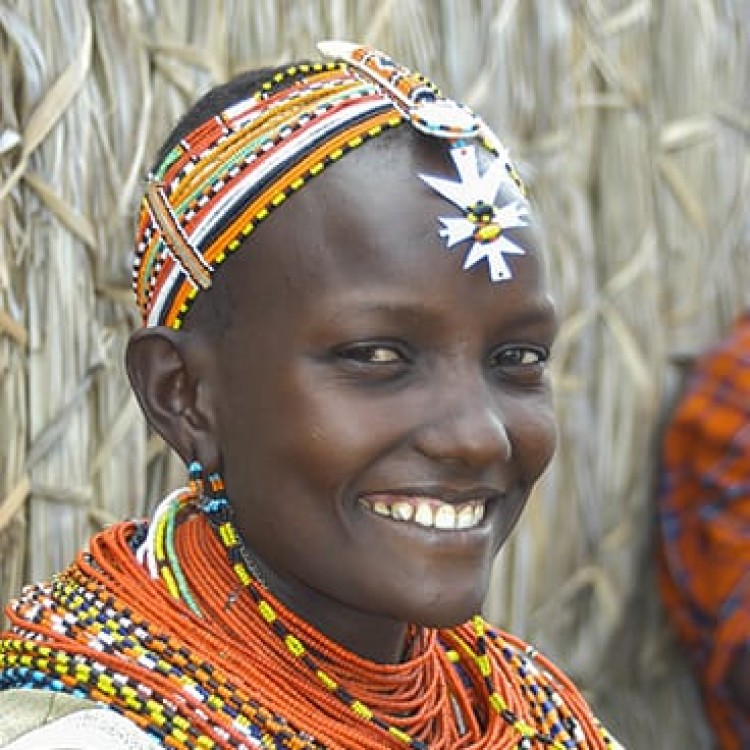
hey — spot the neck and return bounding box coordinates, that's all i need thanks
[248,550,413,664]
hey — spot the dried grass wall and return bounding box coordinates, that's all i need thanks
[1,1,748,747]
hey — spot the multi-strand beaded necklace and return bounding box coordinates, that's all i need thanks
[0,469,620,749]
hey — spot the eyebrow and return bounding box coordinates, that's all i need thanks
[318,296,558,329]
[322,302,429,322]
[500,297,559,328]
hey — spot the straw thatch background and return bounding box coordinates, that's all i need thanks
[1,1,748,746]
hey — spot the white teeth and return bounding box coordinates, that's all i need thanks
[362,497,488,530]
[434,504,456,530]
[457,505,475,529]
[414,503,434,527]
[391,501,414,521]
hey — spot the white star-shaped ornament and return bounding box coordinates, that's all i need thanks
[419,145,530,282]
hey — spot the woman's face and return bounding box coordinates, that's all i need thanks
[205,133,558,643]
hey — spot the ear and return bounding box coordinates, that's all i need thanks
[125,327,220,470]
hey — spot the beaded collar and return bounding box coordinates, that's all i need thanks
[0,473,621,749]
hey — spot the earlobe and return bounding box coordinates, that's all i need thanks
[125,327,220,469]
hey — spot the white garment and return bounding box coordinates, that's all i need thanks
[1,709,158,750]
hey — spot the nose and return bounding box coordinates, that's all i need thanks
[413,381,513,469]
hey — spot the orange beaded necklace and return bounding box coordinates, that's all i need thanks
[0,475,618,749]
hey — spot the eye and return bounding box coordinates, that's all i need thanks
[489,344,550,383]
[336,343,407,365]
[347,345,403,364]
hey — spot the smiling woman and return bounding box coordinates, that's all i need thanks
[0,42,621,750]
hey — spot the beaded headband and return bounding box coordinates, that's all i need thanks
[132,40,529,329]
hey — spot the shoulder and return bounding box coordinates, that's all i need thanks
[0,689,157,749]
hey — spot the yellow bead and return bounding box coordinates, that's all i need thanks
[477,654,491,677]
[476,224,501,242]
[233,563,251,585]
[489,692,507,712]
[350,700,373,721]
[284,634,305,657]
[388,727,412,743]
[219,524,237,546]
[207,695,223,710]
[316,670,337,691]
[172,716,190,732]
[258,601,276,623]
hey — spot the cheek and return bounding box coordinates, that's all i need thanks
[238,385,394,495]
[513,395,557,480]
[285,399,401,484]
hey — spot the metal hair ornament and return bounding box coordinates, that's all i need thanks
[418,144,530,282]
[318,41,531,284]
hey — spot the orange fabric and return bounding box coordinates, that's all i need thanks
[657,312,750,749]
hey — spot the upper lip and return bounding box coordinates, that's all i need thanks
[358,485,506,505]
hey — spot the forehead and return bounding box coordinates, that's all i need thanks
[208,131,548,329]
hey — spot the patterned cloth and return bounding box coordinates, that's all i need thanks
[657,312,750,750]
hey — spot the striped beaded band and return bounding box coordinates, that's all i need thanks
[132,40,505,329]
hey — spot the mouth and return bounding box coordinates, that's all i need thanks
[357,492,497,531]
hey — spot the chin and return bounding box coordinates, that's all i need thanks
[388,582,489,629]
